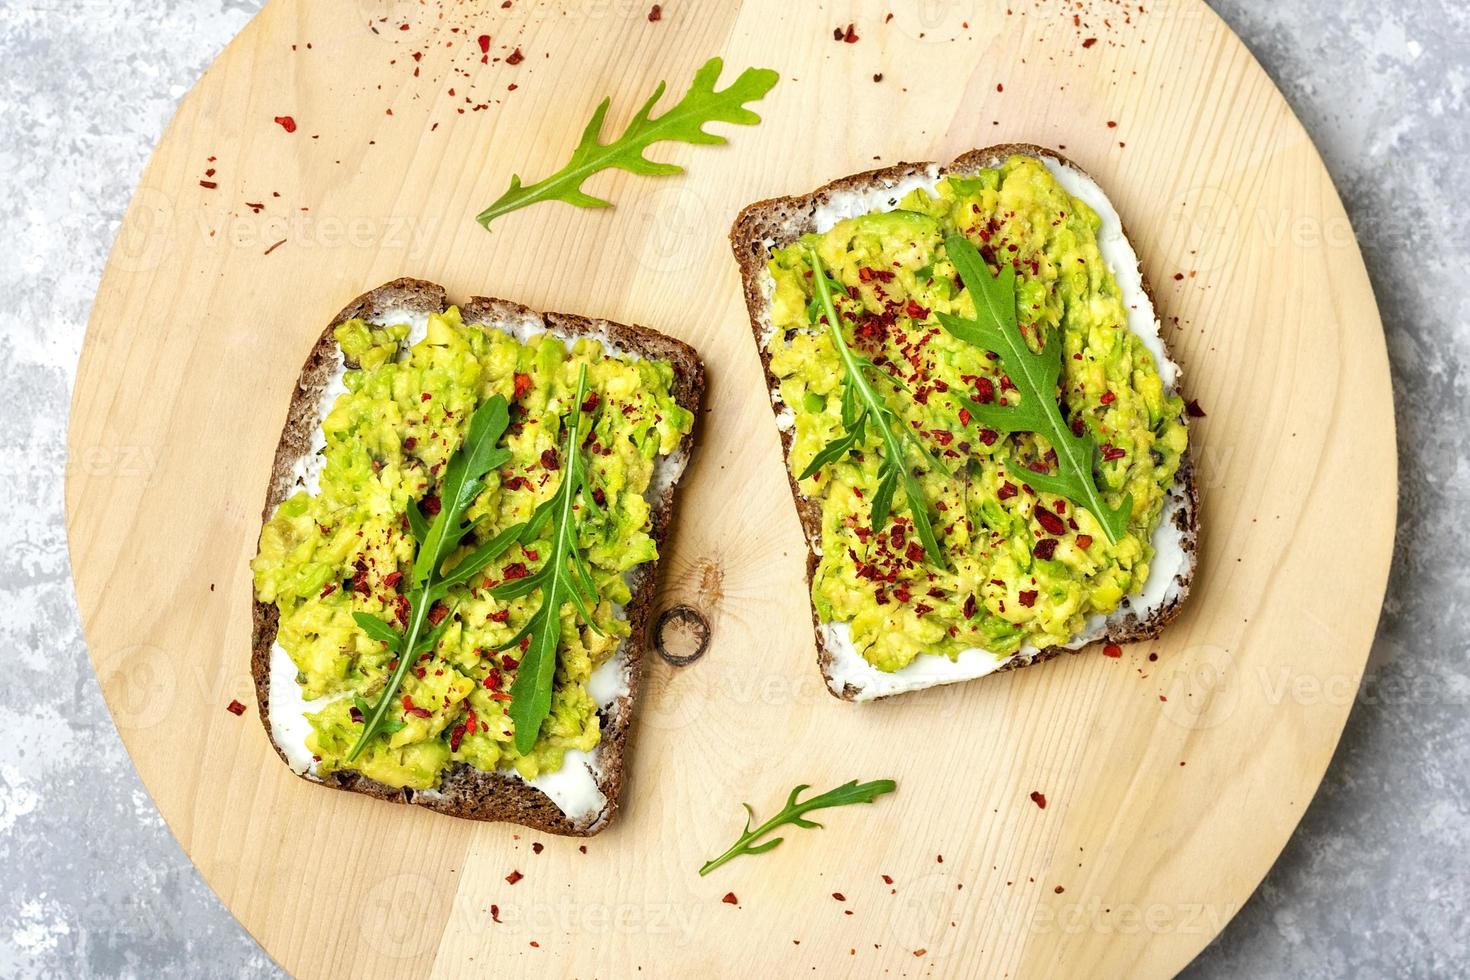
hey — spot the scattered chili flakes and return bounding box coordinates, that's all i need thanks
[513,372,533,400]
[1018,590,1038,608]
[478,34,491,53]
[532,842,544,854]
[882,874,894,885]
[722,892,738,905]
[505,870,524,885]
[914,949,927,957]
[1076,534,1093,550]
[1030,790,1047,809]
[832,892,846,901]
[506,47,525,65]
[1054,885,1066,894]
[226,699,246,716]
[1082,37,1097,48]
[648,3,662,20]
[1033,538,1058,560]
[263,238,287,256]
[1103,643,1123,658]
[873,72,884,82]
[490,904,501,923]
[198,180,218,190]
[273,115,297,133]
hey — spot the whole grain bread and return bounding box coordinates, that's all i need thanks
[250,278,705,833]
[728,145,1199,700]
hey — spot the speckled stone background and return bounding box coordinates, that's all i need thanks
[2,0,1465,976]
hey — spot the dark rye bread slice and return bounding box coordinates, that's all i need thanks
[729,144,1199,701]
[250,278,705,834]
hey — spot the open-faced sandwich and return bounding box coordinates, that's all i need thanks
[731,145,1198,701]
[250,279,702,833]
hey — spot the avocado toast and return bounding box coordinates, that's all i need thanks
[731,145,1198,701]
[250,279,703,833]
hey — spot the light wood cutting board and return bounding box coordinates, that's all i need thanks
[66,1,1396,976]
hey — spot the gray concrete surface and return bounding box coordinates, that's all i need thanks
[1,0,1465,976]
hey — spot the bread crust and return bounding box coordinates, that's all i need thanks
[728,144,1199,700]
[250,279,705,833]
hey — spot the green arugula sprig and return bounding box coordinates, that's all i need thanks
[489,364,605,755]
[476,57,779,229]
[936,235,1132,543]
[699,779,898,876]
[800,247,945,565]
[347,395,518,761]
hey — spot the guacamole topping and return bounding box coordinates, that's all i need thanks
[251,308,692,790]
[766,155,1188,673]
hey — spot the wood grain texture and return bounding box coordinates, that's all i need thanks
[64,1,1396,977]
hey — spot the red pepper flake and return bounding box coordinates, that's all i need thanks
[505,870,524,885]
[997,482,1018,501]
[843,23,859,43]
[420,391,432,402]
[383,571,403,591]
[273,115,297,133]
[198,179,218,189]
[502,562,529,581]
[1076,534,1093,550]
[581,391,601,413]
[936,854,943,864]
[914,603,933,616]
[427,602,449,626]
[1100,391,1116,405]
[490,904,501,923]
[962,593,977,618]
[1054,885,1066,894]
[1033,538,1058,560]
[722,892,738,905]
[1185,399,1207,418]
[914,949,927,957]
[1030,790,1047,809]
[1082,37,1097,48]
[421,494,442,516]
[449,724,466,751]
[1102,643,1123,658]
[512,372,533,400]
[978,428,999,446]
[1034,506,1066,535]
[1102,446,1127,461]
[226,699,246,716]
[540,447,560,470]
[996,83,1004,92]
[320,583,337,598]
[974,376,996,403]
[904,542,926,564]
[832,892,846,901]
[1018,590,1038,607]
[647,3,661,20]
[882,874,894,885]
[532,842,544,854]
[528,941,539,948]
[506,47,525,65]
[477,34,491,53]
[1107,120,1118,129]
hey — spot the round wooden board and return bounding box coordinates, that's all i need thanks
[67,1,1396,976]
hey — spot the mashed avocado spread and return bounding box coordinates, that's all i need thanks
[767,155,1188,672]
[251,308,692,790]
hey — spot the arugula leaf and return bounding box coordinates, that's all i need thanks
[800,248,945,565]
[491,364,605,755]
[346,395,516,762]
[936,235,1132,543]
[476,58,779,229]
[698,779,897,876]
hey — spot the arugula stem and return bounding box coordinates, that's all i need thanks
[347,586,430,762]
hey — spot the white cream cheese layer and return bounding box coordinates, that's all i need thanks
[762,156,1191,701]
[267,305,660,825]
